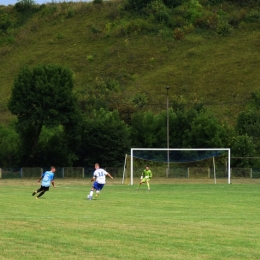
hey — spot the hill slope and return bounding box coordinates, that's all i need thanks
[1,0,260,124]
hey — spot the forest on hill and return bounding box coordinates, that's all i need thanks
[1,0,260,168]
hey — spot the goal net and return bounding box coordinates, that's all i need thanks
[123,148,231,185]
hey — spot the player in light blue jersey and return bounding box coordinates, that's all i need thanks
[32,166,56,199]
[87,163,113,200]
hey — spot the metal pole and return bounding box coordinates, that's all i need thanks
[166,86,169,177]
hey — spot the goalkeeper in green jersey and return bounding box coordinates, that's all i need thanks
[137,166,152,190]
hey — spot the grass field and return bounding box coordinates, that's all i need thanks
[1,178,260,260]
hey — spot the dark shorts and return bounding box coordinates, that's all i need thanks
[93,182,105,191]
[38,185,50,192]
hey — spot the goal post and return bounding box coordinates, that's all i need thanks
[130,148,231,185]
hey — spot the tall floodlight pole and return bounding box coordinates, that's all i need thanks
[166,86,170,177]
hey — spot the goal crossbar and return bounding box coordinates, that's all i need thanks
[130,148,231,185]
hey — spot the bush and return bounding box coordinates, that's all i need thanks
[173,27,185,40]
[93,0,103,4]
[126,0,152,11]
[194,13,218,30]
[0,10,12,33]
[149,0,170,24]
[228,9,247,27]
[245,9,260,23]
[66,8,75,18]
[125,0,185,11]
[187,0,203,23]
[216,19,232,35]
[171,15,188,28]
[183,23,195,34]
[112,19,156,37]
[15,0,36,12]
[207,0,224,4]
[163,0,186,8]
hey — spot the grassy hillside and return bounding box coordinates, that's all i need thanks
[1,0,260,125]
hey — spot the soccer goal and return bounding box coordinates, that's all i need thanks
[124,148,231,185]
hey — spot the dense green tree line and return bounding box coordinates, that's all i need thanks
[0,64,259,168]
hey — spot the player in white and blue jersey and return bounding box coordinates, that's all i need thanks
[87,163,113,200]
[32,166,56,199]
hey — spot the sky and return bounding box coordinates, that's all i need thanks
[0,0,87,5]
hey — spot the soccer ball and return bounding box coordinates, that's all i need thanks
[87,195,90,199]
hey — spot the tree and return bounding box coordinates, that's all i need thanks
[230,134,256,168]
[8,64,79,166]
[77,109,130,167]
[183,113,230,148]
[236,110,260,143]
[29,126,70,167]
[0,122,20,167]
[231,134,256,157]
[130,111,168,148]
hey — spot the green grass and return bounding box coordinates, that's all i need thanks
[1,179,260,259]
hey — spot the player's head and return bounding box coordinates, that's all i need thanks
[51,166,56,172]
[146,166,149,170]
[95,163,100,169]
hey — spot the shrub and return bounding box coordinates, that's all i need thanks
[57,32,64,39]
[149,0,170,24]
[106,2,122,20]
[187,0,203,23]
[112,19,156,37]
[163,0,186,8]
[228,9,247,27]
[90,24,102,34]
[125,0,184,11]
[245,9,260,23]
[126,0,152,11]
[173,27,185,40]
[87,55,94,61]
[15,0,36,12]
[207,0,224,4]
[216,19,232,35]
[183,23,195,34]
[93,0,103,4]
[66,8,75,18]
[171,15,187,28]
[0,10,12,33]
[194,13,218,30]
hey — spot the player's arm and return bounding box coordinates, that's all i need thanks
[150,171,152,178]
[37,175,43,183]
[107,173,113,179]
[90,176,95,182]
[52,180,56,188]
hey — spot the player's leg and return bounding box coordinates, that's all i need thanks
[137,179,145,190]
[88,182,98,200]
[95,190,100,198]
[36,190,45,199]
[36,187,49,199]
[146,180,150,190]
[32,186,43,196]
[95,184,104,198]
[88,188,95,200]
